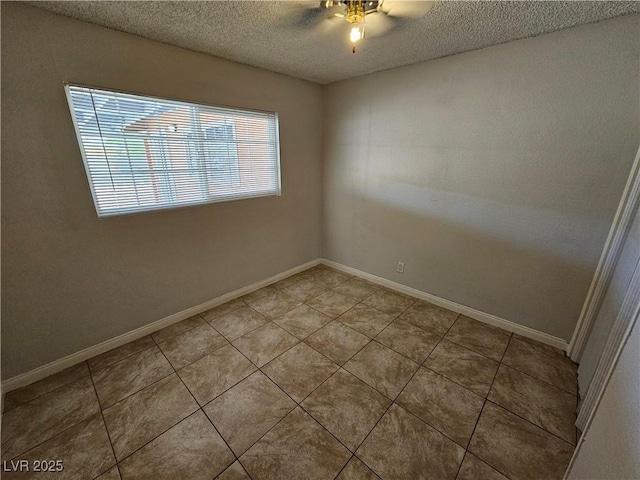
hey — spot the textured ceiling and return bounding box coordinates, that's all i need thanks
[30,1,640,84]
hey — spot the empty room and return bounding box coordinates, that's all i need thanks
[1,1,639,479]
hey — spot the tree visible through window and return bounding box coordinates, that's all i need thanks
[65,85,281,217]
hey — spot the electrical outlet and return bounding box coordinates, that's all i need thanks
[396,261,405,274]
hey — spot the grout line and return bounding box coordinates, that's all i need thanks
[416,312,471,478]
[360,295,415,320]
[485,398,577,447]
[417,316,572,408]
[368,338,421,368]
[457,451,470,480]
[226,376,298,455]
[88,373,120,478]
[497,362,578,397]
[240,323,303,368]
[5,416,90,464]
[9,348,187,464]
[306,301,356,321]
[103,340,215,468]
[329,303,392,338]
[295,363,342,405]
[411,320,500,399]
[264,320,398,461]
[395,402,471,452]
[4,381,105,464]
[332,454,356,480]
[297,399,358,455]
[227,459,255,480]
[499,361,577,396]
[226,396,297,463]
[95,368,176,411]
[252,324,347,409]
[236,457,256,480]
[349,402,395,479]
[422,336,495,367]
[297,338,343,369]
[150,313,208,344]
[222,284,411,469]
[485,353,578,446]
[420,364,487,400]
[348,320,440,469]
[91,464,121,480]
[150,334,195,402]
[333,455,384,480]
[461,334,513,479]
[302,322,369,366]
[207,310,269,342]
[1,366,93,414]
[421,312,460,366]
[87,342,157,376]
[370,319,443,365]
[459,451,509,479]
[282,285,334,304]
[177,351,256,408]
[236,460,254,480]
[270,308,333,340]
[432,314,511,363]
[181,338,272,409]
[202,304,247,327]
[200,408,240,471]
[112,410,210,470]
[224,340,263,372]
[199,349,335,472]
[440,335,504,363]
[234,271,367,369]
[152,315,211,344]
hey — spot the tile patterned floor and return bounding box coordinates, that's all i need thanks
[1,265,579,480]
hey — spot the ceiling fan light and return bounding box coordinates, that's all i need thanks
[350,23,364,43]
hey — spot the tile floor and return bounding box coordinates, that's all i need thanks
[1,265,579,480]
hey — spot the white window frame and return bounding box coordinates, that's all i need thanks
[64,83,281,217]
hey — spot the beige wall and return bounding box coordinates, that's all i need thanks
[3,3,639,380]
[1,3,323,379]
[322,14,640,340]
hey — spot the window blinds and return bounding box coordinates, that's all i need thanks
[65,84,281,217]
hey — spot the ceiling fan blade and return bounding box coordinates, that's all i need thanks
[322,2,347,18]
[379,0,435,18]
[365,12,402,38]
[316,14,345,34]
[287,2,346,29]
[299,8,330,27]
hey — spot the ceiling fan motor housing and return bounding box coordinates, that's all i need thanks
[346,2,365,24]
[321,0,382,18]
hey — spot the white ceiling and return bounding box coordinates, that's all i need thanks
[31,1,640,85]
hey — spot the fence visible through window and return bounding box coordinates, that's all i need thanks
[65,84,281,217]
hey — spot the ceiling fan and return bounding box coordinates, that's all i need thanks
[302,0,435,53]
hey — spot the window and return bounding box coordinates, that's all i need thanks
[65,84,281,217]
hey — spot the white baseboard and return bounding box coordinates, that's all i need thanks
[1,259,321,393]
[322,259,569,352]
[2,255,569,393]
